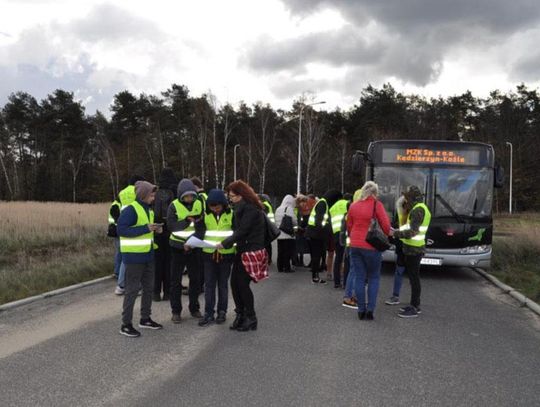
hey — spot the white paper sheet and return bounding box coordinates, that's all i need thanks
[185,236,218,249]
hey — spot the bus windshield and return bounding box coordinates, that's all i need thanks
[433,168,492,218]
[373,166,429,215]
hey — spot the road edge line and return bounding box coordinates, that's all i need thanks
[473,268,540,317]
[0,275,114,313]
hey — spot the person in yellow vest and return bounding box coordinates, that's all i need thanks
[259,194,274,265]
[167,178,205,323]
[198,189,235,327]
[107,199,121,280]
[384,194,408,306]
[306,190,342,284]
[115,175,145,295]
[329,193,352,288]
[117,181,163,337]
[390,185,432,318]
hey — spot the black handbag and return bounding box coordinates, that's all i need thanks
[264,212,281,244]
[278,208,295,236]
[365,200,390,252]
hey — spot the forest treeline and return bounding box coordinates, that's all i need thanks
[0,83,538,211]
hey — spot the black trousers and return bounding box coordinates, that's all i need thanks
[404,254,423,308]
[154,233,171,296]
[230,254,255,317]
[170,248,200,314]
[309,238,326,279]
[332,233,345,286]
[277,239,295,271]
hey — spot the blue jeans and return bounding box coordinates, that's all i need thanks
[344,249,356,299]
[350,247,382,312]
[392,265,406,297]
[203,258,232,317]
[113,238,122,279]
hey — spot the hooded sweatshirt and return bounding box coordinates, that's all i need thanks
[275,194,298,239]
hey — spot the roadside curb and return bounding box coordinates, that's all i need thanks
[474,268,540,317]
[0,275,114,313]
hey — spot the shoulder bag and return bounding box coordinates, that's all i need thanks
[365,200,390,252]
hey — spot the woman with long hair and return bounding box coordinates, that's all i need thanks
[218,180,266,332]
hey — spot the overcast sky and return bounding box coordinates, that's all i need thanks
[1,0,539,114]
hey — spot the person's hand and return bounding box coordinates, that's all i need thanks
[186,217,195,223]
[155,225,163,234]
[148,223,161,232]
[389,227,395,237]
[216,243,224,250]
[184,244,191,251]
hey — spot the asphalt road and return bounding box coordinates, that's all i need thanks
[0,263,539,407]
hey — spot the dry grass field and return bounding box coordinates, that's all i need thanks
[492,212,540,302]
[0,201,114,305]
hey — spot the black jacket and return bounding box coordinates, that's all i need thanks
[221,200,265,254]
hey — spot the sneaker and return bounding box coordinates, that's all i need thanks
[399,306,422,314]
[385,296,400,305]
[198,315,215,327]
[191,310,202,318]
[139,318,163,330]
[171,313,182,324]
[120,324,140,337]
[311,278,327,285]
[342,298,358,309]
[216,311,226,324]
[114,286,125,295]
[398,306,419,318]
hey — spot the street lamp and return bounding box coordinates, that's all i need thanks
[506,141,513,214]
[233,144,240,181]
[297,101,326,195]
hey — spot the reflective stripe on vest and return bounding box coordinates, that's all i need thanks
[329,199,348,233]
[119,201,154,253]
[169,199,203,243]
[203,211,235,254]
[263,201,274,223]
[119,185,136,211]
[399,203,431,247]
[108,200,121,224]
[308,198,329,227]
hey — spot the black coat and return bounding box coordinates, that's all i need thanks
[222,200,265,253]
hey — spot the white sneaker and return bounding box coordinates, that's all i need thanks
[114,286,125,295]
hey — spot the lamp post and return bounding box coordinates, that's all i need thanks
[506,141,513,214]
[233,144,240,181]
[297,101,326,195]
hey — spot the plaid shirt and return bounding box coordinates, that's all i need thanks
[241,249,269,283]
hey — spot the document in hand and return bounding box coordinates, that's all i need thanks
[185,236,218,249]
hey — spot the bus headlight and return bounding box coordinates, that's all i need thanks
[460,245,490,254]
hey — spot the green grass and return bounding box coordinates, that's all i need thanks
[491,216,540,302]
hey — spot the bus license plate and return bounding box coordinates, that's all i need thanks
[421,258,442,266]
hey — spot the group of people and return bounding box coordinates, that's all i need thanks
[108,170,431,338]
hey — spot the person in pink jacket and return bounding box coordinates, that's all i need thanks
[346,181,391,320]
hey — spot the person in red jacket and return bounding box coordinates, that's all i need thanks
[346,181,391,320]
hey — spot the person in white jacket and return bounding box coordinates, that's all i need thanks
[274,194,298,272]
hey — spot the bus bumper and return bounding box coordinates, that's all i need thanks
[382,247,492,269]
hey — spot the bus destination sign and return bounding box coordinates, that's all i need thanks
[381,148,480,165]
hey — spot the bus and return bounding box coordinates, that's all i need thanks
[352,140,504,269]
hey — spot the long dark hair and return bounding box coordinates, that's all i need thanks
[226,180,264,210]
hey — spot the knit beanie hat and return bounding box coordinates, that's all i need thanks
[135,181,157,201]
[177,178,198,200]
[206,189,228,206]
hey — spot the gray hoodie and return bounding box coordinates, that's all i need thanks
[177,178,197,200]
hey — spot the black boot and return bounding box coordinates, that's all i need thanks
[236,314,257,332]
[229,312,244,330]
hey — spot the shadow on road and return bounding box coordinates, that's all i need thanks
[380,262,477,282]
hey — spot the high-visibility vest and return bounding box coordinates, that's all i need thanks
[199,192,208,210]
[399,203,431,247]
[202,211,235,254]
[119,201,155,254]
[329,199,348,233]
[119,185,136,211]
[263,201,274,223]
[169,199,203,243]
[108,200,121,224]
[308,198,329,227]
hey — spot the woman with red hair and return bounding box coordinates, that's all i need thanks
[218,180,266,332]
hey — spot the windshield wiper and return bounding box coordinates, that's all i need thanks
[435,193,465,223]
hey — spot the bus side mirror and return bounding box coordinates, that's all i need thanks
[352,151,365,176]
[494,164,504,188]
